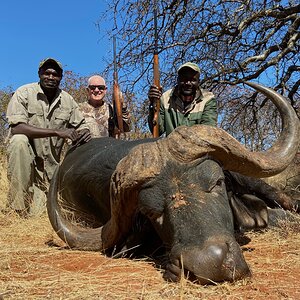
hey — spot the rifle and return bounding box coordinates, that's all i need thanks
[113,36,124,138]
[152,0,160,138]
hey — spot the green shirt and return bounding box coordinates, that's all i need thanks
[151,86,217,136]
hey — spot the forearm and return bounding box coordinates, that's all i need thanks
[121,107,131,132]
[122,106,131,127]
[11,122,91,143]
[11,123,60,139]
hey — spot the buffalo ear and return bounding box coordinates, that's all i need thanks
[229,193,268,232]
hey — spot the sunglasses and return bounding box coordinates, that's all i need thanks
[88,85,106,91]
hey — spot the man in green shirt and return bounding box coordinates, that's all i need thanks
[5,58,91,217]
[148,62,217,136]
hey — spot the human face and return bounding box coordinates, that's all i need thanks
[87,77,107,107]
[39,67,62,90]
[177,68,200,103]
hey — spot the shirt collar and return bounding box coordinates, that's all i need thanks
[172,86,203,112]
[37,83,61,104]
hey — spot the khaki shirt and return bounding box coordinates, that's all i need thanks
[6,82,89,179]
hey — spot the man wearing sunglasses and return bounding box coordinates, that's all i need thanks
[79,75,130,138]
[5,58,91,217]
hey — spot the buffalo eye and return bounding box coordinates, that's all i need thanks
[210,177,225,193]
[216,178,224,187]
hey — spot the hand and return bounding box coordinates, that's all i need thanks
[122,101,128,112]
[148,85,162,104]
[56,128,91,145]
[56,128,80,141]
[73,129,92,145]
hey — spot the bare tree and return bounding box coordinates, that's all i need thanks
[60,71,89,103]
[98,0,299,148]
[0,89,13,154]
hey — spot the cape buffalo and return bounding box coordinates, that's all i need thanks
[47,82,299,284]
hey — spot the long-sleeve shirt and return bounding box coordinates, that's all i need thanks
[149,85,217,136]
[79,101,130,138]
[6,82,89,178]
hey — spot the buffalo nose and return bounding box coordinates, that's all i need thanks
[170,240,251,284]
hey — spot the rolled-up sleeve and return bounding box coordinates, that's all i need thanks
[6,89,29,125]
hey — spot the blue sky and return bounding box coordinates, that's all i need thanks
[0,0,111,90]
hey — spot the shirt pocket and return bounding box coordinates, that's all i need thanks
[53,109,71,128]
[27,105,44,127]
[186,112,202,125]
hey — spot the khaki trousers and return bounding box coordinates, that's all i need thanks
[7,134,49,217]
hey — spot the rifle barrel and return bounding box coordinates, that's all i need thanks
[152,0,160,138]
[113,36,124,135]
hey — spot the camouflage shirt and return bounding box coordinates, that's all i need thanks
[79,102,111,138]
[79,101,130,138]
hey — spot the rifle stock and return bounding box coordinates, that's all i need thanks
[152,0,160,138]
[113,36,124,137]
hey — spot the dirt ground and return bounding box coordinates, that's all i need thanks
[0,162,300,300]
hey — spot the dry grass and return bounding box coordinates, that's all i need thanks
[0,159,300,299]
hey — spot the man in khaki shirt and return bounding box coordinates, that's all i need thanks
[5,58,91,217]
